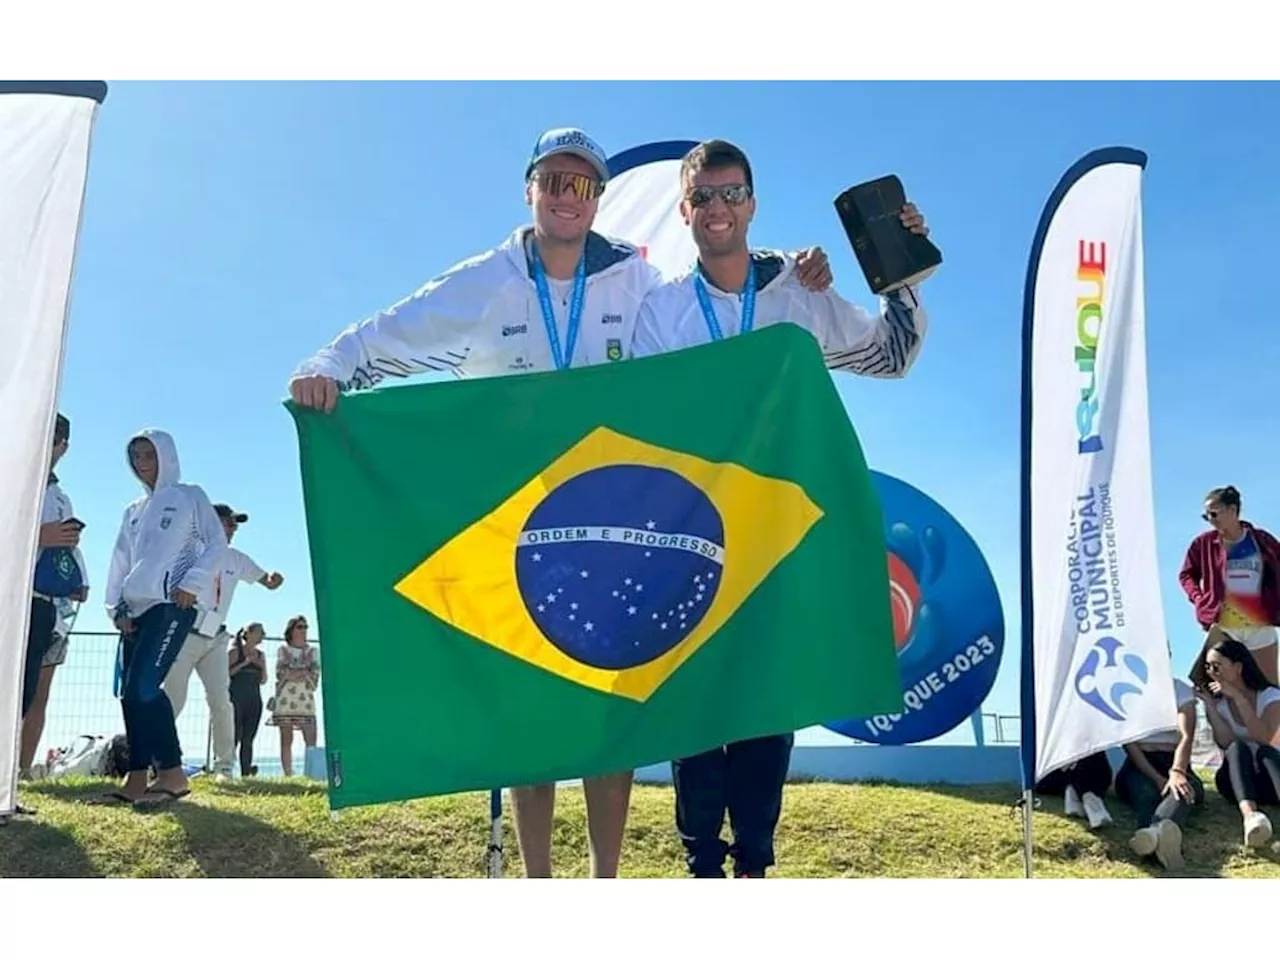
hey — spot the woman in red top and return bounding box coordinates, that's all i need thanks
[1179,486,1280,685]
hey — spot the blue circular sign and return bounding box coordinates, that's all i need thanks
[515,464,724,670]
[823,470,1005,745]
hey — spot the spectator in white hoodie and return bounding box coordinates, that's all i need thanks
[92,428,226,810]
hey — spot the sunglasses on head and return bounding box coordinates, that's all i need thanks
[531,170,604,202]
[685,183,752,209]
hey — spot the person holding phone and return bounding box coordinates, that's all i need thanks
[21,413,88,777]
[1191,630,1280,848]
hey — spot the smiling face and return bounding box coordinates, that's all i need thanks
[681,163,756,258]
[526,154,602,246]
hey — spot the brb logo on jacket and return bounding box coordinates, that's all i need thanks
[502,323,528,338]
[824,470,1005,745]
[600,313,623,325]
[1074,635,1148,722]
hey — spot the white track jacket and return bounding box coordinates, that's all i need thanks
[292,227,663,387]
[632,250,928,376]
[104,429,227,621]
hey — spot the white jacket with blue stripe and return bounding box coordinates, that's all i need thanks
[631,249,928,376]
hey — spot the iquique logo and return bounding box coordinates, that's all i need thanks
[823,471,1005,746]
[1074,635,1148,722]
[1074,239,1106,455]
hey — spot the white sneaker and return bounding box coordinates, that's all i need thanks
[1082,792,1113,830]
[1244,811,1273,848]
[1129,825,1159,857]
[1153,819,1185,871]
[1063,786,1085,818]
[213,771,234,785]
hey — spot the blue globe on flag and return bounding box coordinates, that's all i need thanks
[515,464,725,670]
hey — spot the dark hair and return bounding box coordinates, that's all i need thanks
[680,139,754,193]
[1206,485,1242,511]
[284,615,308,645]
[235,622,263,653]
[1189,634,1271,694]
[54,413,70,443]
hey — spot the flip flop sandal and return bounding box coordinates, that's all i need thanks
[85,791,136,807]
[133,787,191,811]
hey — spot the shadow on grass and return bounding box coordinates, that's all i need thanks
[22,779,118,803]
[0,818,101,877]
[28,775,326,802]
[196,776,327,799]
[168,800,330,878]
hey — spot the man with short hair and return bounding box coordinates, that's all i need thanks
[290,127,837,878]
[162,502,283,782]
[633,138,934,879]
[21,412,88,778]
[96,428,227,809]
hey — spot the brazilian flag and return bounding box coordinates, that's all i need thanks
[290,323,902,808]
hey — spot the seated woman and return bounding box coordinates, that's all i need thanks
[1035,751,1114,829]
[1116,676,1202,870]
[1191,629,1280,848]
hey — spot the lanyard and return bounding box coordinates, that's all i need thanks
[530,245,586,371]
[693,259,756,342]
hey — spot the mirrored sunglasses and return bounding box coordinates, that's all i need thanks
[532,170,604,202]
[686,183,752,209]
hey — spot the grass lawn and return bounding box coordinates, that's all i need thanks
[3,776,1279,878]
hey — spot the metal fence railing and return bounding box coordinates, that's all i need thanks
[33,628,1023,775]
[32,630,324,777]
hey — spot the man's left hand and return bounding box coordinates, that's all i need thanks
[172,588,198,609]
[793,246,833,292]
[899,203,929,237]
[264,572,284,590]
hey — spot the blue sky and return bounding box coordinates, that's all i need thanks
[53,80,1280,738]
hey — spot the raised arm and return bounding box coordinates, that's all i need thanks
[801,284,929,379]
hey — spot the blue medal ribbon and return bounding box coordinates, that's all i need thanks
[693,258,757,342]
[531,245,586,371]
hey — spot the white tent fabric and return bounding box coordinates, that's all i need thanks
[595,140,699,282]
[0,82,106,818]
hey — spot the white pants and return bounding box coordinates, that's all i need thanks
[164,628,235,775]
[1221,625,1279,652]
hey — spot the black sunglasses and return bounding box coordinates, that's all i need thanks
[685,183,752,209]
